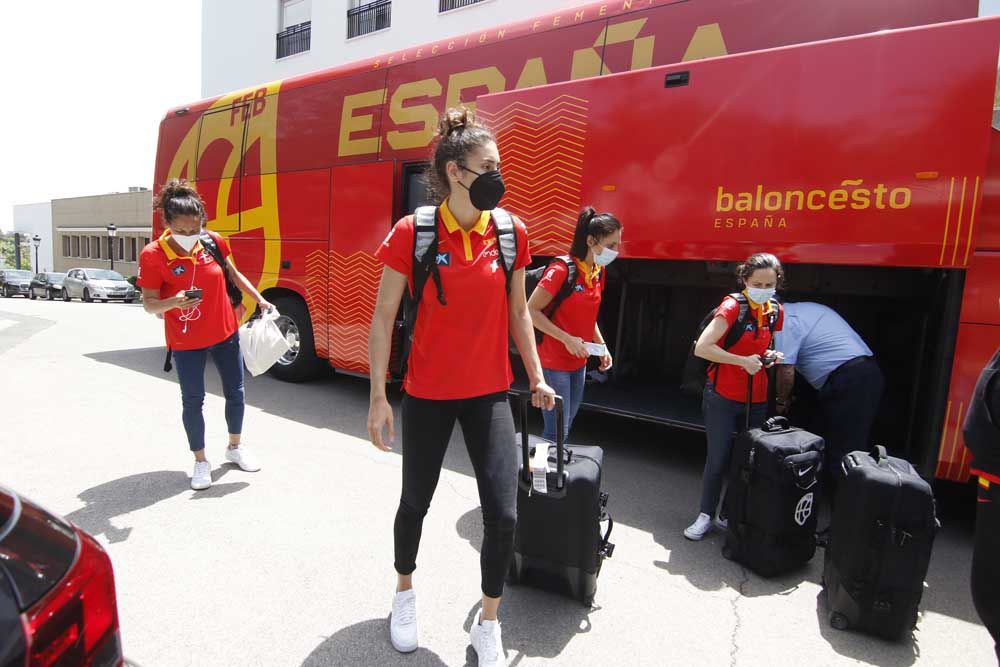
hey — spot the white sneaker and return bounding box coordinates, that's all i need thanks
[390,589,417,653]
[683,512,714,541]
[470,611,505,667]
[225,446,261,472]
[191,461,212,490]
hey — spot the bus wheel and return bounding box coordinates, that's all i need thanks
[267,295,327,383]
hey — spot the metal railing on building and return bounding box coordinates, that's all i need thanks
[440,0,488,12]
[348,0,392,39]
[276,21,311,59]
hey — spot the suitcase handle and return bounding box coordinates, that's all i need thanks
[599,509,615,559]
[872,444,888,463]
[763,416,790,432]
[512,391,566,492]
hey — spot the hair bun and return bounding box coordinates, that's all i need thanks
[153,178,199,210]
[436,107,475,138]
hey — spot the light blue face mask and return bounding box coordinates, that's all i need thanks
[594,246,618,267]
[746,287,776,304]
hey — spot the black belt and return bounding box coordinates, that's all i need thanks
[830,355,874,378]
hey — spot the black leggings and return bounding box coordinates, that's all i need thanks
[394,392,518,599]
[972,478,1000,663]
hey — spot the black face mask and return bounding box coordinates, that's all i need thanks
[459,166,506,211]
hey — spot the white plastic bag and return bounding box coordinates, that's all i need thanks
[239,308,291,376]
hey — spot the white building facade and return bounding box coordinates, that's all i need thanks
[12,203,54,274]
[202,0,578,97]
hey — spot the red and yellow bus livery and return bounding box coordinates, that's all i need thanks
[154,0,995,482]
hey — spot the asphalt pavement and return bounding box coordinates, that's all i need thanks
[0,297,993,666]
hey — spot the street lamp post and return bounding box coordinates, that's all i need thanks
[31,235,40,274]
[106,224,117,272]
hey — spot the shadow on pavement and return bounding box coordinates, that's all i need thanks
[301,618,446,667]
[86,346,374,442]
[455,508,594,664]
[64,468,248,543]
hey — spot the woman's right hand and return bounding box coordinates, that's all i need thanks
[170,290,201,311]
[367,396,395,451]
[741,354,764,376]
[562,336,589,358]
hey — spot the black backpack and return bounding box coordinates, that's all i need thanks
[524,256,579,344]
[679,293,780,396]
[400,206,519,373]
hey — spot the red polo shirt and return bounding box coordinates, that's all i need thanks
[537,258,604,372]
[711,295,784,403]
[376,201,531,400]
[137,230,239,351]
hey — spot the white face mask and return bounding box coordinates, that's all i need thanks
[594,246,618,267]
[171,232,200,252]
[746,286,776,304]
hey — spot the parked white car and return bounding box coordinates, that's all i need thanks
[62,268,137,303]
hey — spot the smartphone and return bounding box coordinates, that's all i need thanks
[184,288,203,300]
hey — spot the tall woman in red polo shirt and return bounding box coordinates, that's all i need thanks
[367,107,555,664]
[528,207,621,443]
[138,180,272,492]
[685,252,785,541]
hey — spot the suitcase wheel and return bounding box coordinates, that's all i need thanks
[829,612,850,631]
[583,595,594,608]
[721,545,734,561]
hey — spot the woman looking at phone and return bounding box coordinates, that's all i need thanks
[138,180,273,491]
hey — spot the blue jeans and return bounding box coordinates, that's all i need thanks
[541,366,587,442]
[172,333,245,452]
[699,383,767,517]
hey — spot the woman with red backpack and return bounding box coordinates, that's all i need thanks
[527,207,622,443]
[685,252,785,541]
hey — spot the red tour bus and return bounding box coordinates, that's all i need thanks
[153,0,996,482]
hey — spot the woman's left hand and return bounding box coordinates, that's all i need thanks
[599,353,613,372]
[530,380,557,411]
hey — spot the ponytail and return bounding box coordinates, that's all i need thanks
[569,206,621,260]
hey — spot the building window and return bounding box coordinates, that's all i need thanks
[277,0,311,58]
[91,235,100,259]
[71,236,80,257]
[348,0,391,39]
[128,237,138,262]
[439,0,488,12]
[118,237,125,261]
[83,236,92,259]
[62,236,70,257]
[142,237,150,248]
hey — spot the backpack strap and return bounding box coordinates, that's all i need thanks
[411,206,445,307]
[198,231,243,308]
[198,232,227,271]
[491,207,518,294]
[722,293,750,350]
[546,255,577,317]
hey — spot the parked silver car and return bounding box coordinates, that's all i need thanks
[0,269,34,298]
[62,268,136,303]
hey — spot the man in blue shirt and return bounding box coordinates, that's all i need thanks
[774,301,884,493]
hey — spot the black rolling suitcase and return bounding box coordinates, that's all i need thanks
[723,376,825,577]
[823,445,939,639]
[508,393,614,606]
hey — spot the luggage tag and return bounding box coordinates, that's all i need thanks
[530,441,551,495]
